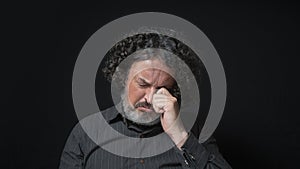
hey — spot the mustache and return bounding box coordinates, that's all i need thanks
[134,101,153,109]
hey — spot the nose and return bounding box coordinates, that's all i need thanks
[144,87,157,104]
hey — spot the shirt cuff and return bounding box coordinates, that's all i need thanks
[175,132,209,168]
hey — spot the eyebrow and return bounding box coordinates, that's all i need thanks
[136,77,150,85]
[136,77,173,90]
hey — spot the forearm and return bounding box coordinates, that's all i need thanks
[176,133,232,169]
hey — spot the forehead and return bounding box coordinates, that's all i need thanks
[127,59,175,85]
[129,59,173,76]
[137,69,174,84]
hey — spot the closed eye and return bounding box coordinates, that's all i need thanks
[138,83,149,87]
[136,78,150,88]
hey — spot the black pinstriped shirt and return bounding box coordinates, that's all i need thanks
[59,106,232,169]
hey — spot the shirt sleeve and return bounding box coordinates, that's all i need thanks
[176,133,232,169]
[59,124,84,169]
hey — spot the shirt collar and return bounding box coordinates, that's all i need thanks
[106,103,163,136]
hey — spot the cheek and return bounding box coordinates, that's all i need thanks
[128,82,145,105]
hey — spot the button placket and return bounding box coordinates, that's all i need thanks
[181,148,196,167]
[140,159,145,164]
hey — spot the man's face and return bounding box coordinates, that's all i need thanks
[122,59,175,125]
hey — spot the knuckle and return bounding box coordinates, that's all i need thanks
[171,97,177,103]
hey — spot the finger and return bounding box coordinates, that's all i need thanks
[152,99,170,109]
[153,101,168,113]
[153,103,164,114]
[158,109,165,114]
[153,93,170,100]
[153,94,175,103]
[156,88,172,96]
[154,102,167,108]
[153,94,170,103]
[153,95,177,106]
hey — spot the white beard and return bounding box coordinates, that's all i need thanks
[121,91,160,126]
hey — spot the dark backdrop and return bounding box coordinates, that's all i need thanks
[2,1,299,169]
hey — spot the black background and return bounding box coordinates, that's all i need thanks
[2,1,299,169]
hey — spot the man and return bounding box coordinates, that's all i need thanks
[59,33,232,169]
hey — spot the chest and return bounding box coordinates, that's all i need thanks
[84,148,184,169]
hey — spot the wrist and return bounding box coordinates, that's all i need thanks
[164,118,188,148]
[168,130,188,149]
[175,131,188,149]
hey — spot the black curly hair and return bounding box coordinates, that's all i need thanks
[100,33,206,105]
[102,33,204,82]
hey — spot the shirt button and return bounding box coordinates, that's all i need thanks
[140,159,145,164]
[209,154,215,161]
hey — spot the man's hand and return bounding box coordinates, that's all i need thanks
[152,88,188,149]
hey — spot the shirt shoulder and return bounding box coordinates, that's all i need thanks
[66,106,117,153]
